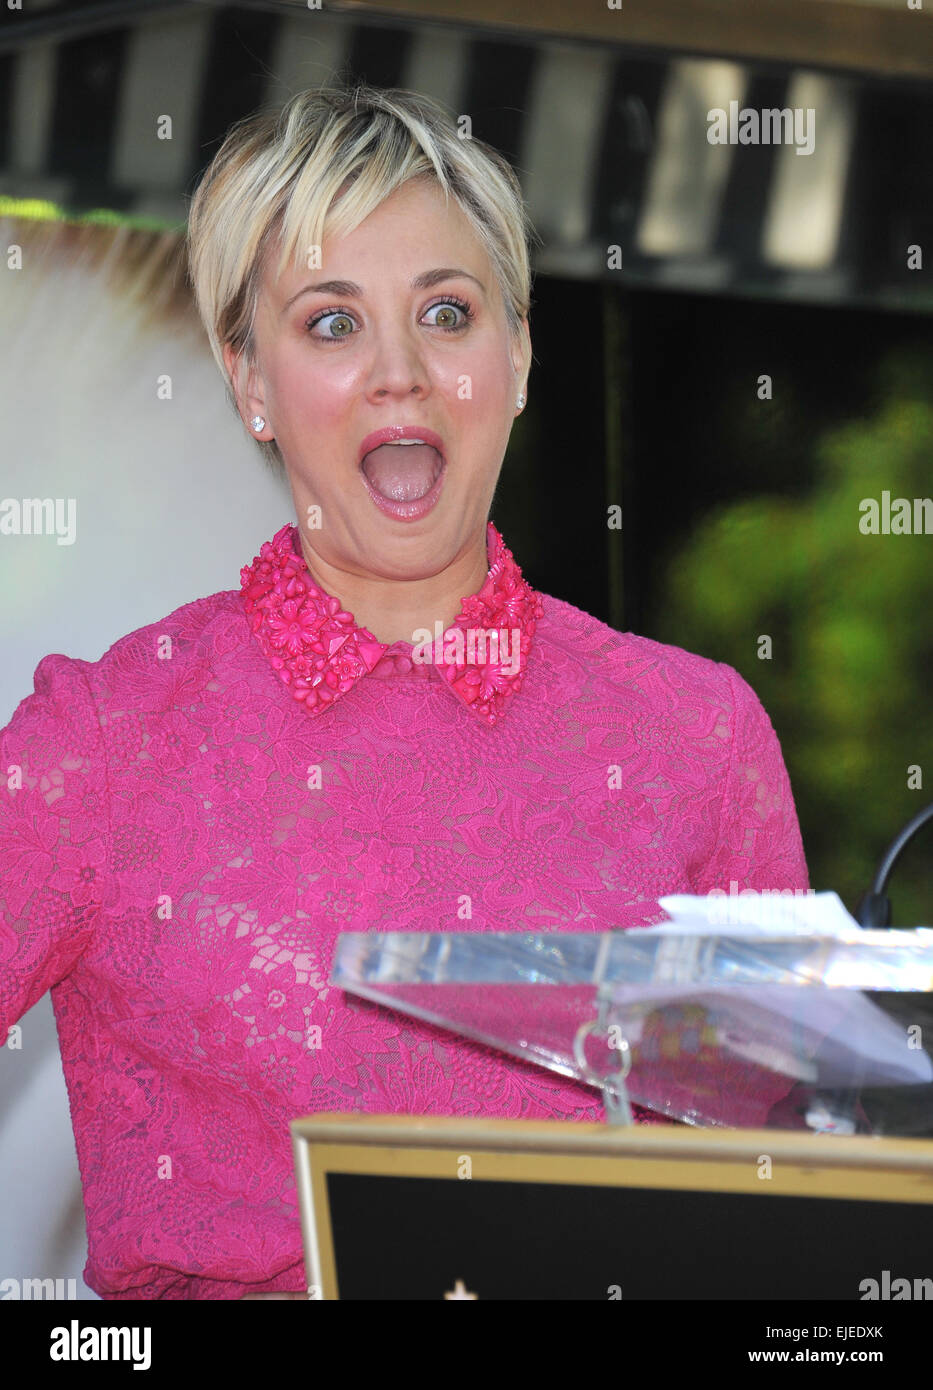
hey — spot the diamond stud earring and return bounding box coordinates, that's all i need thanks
[516,393,526,411]
[250,416,266,433]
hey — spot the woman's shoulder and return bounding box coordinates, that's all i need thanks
[26,587,247,714]
[536,592,745,707]
[98,586,245,659]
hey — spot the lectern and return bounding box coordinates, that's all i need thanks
[291,919,933,1299]
[328,922,933,1130]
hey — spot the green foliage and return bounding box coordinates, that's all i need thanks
[656,351,933,925]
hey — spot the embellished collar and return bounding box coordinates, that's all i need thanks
[240,522,543,726]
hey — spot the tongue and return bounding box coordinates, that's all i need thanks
[362,443,439,502]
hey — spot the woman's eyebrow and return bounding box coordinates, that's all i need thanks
[281,267,485,314]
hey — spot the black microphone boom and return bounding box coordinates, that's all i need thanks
[853,799,933,927]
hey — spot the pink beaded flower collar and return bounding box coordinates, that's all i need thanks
[240,521,543,726]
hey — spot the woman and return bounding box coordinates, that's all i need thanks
[0,82,809,1300]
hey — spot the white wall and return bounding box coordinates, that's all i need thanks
[0,217,292,1298]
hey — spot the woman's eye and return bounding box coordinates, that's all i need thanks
[306,299,472,341]
[308,311,355,341]
[423,301,470,330]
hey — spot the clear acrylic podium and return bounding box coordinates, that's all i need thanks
[330,922,933,1135]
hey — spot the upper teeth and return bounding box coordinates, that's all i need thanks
[386,439,423,445]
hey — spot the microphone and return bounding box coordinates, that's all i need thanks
[853,799,933,927]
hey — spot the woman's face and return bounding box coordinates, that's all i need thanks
[226,176,531,585]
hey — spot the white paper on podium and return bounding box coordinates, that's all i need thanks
[624,892,933,1085]
[653,889,865,937]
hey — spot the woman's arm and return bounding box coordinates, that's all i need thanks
[0,655,108,1034]
[694,662,810,898]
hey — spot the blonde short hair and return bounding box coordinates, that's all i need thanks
[185,80,537,476]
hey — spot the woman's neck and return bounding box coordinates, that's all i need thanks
[295,532,490,647]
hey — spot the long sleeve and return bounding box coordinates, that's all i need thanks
[0,655,109,1033]
[694,663,810,896]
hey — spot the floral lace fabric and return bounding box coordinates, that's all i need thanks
[0,524,809,1299]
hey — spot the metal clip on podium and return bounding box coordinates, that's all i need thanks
[331,923,933,1134]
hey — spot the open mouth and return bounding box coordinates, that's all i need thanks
[360,441,444,503]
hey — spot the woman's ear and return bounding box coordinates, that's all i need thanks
[222,341,245,413]
[511,315,532,396]
[223,342,268,428]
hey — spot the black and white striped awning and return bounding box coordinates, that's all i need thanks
[0,0,930,312]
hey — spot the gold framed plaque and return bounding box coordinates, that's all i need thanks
[290,1114,933,1301]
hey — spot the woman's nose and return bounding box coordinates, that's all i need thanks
[364,324,432,399]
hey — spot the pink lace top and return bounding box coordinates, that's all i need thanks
[0,521,809,1299]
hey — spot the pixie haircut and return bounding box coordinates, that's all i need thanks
[186,80,537,476]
